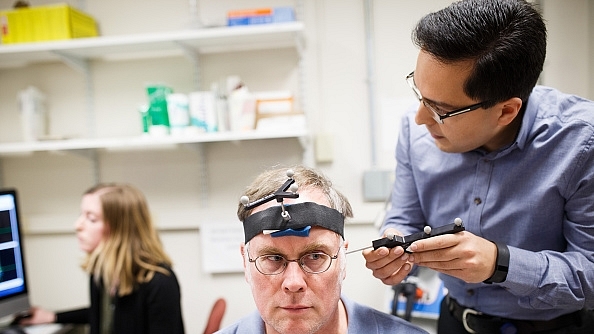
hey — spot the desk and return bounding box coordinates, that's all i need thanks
[0,324,80,334]
[0,315,80,334]
[24,324,72,334]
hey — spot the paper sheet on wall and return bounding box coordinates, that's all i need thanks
[200,221,245,273]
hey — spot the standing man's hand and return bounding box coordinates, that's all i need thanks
[363,228,413,285]
[408,231,498,283]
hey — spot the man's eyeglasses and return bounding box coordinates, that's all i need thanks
[406,71,488,124]
[247,245,341,275]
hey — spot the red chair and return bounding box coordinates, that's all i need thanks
[203,298,227,334]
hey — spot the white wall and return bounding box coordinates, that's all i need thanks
[540,0,592,98]
[0,1,591,333]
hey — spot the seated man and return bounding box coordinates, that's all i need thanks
[217,165,427,334]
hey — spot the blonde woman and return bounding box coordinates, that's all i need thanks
[21,183,185,334]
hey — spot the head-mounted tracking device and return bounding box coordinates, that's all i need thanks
[240,169,345,243]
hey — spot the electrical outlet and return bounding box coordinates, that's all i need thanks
[363,169,393,202]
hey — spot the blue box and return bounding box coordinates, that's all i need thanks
[227,7,294,26]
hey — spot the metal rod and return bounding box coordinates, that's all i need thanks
[346,245,373,254]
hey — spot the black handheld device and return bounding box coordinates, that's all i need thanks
[372,217,464,253]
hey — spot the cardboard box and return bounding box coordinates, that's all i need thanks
[227,7,294,26]
[0,3,98,44]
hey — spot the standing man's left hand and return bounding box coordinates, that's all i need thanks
[407,231,498,283]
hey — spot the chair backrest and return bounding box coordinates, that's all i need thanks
[203,298,227,334]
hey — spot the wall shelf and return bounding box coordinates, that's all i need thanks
[0,21,305,67]
[0,129,309,156]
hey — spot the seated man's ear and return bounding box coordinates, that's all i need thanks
[240,243,252,283]
[342,240,349,280]
[240,243,248,268]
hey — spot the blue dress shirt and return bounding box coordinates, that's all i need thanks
[382,85,594,321]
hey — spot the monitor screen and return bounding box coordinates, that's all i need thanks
[0,189,29,320]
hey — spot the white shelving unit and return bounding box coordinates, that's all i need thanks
[0,21,308,191]
[0,22,306,146]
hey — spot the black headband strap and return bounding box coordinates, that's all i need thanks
[243,202,344,243]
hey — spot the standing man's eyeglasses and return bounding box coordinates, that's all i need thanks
[406,71,488,124]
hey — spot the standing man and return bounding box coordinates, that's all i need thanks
[364,0,594,333]
[217,165,427,334]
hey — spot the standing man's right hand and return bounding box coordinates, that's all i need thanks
[363,228,413,285]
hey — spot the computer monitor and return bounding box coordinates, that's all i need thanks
[0,189,29,320]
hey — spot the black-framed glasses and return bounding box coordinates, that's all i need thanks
[406,71,488,124]
[247,244,341,275]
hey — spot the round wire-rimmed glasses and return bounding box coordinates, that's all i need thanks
[247,244,341,275]
[406,71,488,124]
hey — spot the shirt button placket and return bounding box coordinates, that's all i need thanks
[468,158,492,231]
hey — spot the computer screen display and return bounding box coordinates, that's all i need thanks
[0,189,29,320]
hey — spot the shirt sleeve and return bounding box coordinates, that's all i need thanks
[55,308,90,324]
[145,269,185,334]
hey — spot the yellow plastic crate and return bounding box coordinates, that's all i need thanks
[0,3,98,44]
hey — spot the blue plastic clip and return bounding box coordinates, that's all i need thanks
[270,226,311,238]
